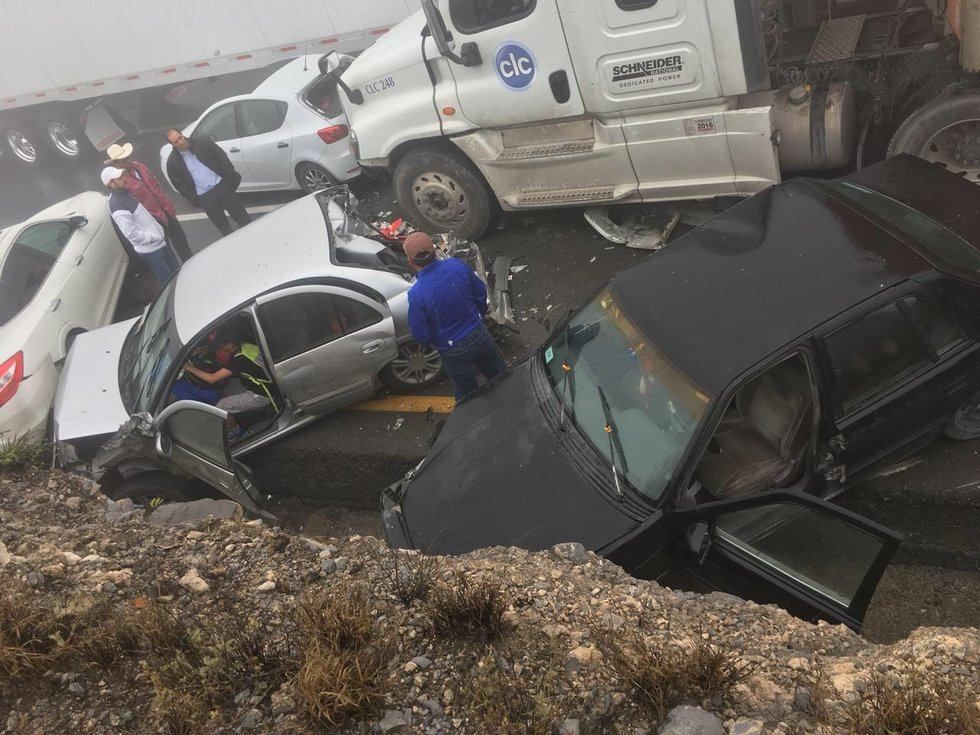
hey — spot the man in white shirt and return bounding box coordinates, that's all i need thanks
[103,167,179,287]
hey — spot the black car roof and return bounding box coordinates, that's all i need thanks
[609,178,931,394]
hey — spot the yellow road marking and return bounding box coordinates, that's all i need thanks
[350,394,456,414]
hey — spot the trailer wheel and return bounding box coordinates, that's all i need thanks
[38,111,89,160]
[888,91,980,182]
[393,147,493,240]
[1,122,43,166]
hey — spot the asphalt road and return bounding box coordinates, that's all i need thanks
[2,133,977,643]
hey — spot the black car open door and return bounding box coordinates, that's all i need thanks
[155,400,266,515]
[671,491,901,631]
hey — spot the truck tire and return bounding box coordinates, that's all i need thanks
[38,111,89,161]
[888,91,980,182]
[1,121,43,166]
[379,341,444,392]
[393,147,493,240]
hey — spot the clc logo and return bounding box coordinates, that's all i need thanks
[495,42,536,90]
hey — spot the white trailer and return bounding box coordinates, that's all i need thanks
[0,0,415,165]
[338,0,980,240]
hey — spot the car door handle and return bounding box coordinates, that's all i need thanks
[74,255,84,265]
[362,340,386,354]
[228,147,241,153]
[49,298,61,312]
[276,141,289,148]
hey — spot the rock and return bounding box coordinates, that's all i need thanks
[100,581,117,594]
[657,706,724,735]
[600,612,626,630]
[146,498,243,527]
[105,497,137,522]
[270,689,295,716]
[186,530,205,540]
[239,708,263,730]
[552,542,588,563]
[559,719,581,735]
[0,541,10,568]
[794,686,812,712]
[62,551,82,565]
[379,709,410,732]
[25,571,43,588]
[67,682,85,696]
[178,568,209,594]
[411,655,432,669]
[334,556,349,571]
[567,646,598,668]
[256,580,276,593]
[320,558,337,575]
[65,497,82,510]
[421,699,443,718]
[729,719,764,735]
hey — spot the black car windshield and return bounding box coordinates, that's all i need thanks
[817,180,980,277]
[543,289,712,503]
[120,279,183,414]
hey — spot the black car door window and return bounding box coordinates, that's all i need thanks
[0,221,73,326]
[823,303,933,415]
[239,100,288,137]
[196,103,239,141]
[449,0,535,34]
[258,291,382,362]
[899,297,967,358]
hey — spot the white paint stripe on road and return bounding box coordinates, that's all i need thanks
[176,203,283,222]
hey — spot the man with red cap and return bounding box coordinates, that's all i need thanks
[404,232,507,400]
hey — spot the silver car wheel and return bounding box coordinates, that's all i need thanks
[46,121,80,157]
[300,164,334,192]
[6,129,38,163]
[412,170,469,228]
[389,342,443,385]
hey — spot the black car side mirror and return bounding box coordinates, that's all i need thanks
[460,42,483,67]
[686,521,712,565]
[69,215,88,229]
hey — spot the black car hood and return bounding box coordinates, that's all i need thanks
[393,360,638,555]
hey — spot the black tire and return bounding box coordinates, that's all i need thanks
[64,328,86,356]
[37,111,91,161]
[943,390,980,440]
[1,121,44,166]
[296,161,338,193]
[888,91,980,181]
[379,340,444,393]
[393,146,493,240]
[108,471,198,506]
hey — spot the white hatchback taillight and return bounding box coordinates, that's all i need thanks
[0,351,24,408]
[317,124,349,145]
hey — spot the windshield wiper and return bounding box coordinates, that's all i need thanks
[558,325,575,429]
[597,385,628,498]
[133,337,170,411]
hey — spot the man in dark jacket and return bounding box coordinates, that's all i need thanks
[165,128,251,236]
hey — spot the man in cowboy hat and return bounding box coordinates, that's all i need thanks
[104,142,193,262]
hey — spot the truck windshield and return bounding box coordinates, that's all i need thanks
[119,280,182,414]
[543,289,712,503]
[817,180,980,277]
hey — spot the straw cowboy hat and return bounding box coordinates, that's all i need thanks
[103,142,134,164]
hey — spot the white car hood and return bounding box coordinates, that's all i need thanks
[53,318,135,442]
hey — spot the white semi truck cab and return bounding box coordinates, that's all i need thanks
[340,0,980,239]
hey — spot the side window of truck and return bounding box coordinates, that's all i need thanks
[448,0,535,34]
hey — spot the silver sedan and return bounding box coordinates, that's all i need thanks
[52,189,457,510]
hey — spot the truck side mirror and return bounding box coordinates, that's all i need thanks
[422,0,481,67]
[686,521,712,565]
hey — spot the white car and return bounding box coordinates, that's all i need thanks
[159,55,360,195]
[0,193,128,441]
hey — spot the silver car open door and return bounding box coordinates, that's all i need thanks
[155,400,265,514]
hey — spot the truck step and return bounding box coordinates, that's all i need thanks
[807,14,866,65]
[497,140,595,160]
[514,187,618,206]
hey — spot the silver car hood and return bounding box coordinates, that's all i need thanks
[53,318,135,442]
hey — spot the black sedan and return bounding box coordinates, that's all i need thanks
[383,156,980,631]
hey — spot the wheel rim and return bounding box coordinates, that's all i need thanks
[6,130,38,163]
[389,342,442,385]
[46,121,80,157]
[953,393,980,433]
[412,170,469,229]
[301,165,332,192]
[919,118,980,181]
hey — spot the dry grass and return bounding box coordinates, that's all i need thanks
[0,591,92,679]
[426,572,511,644]
[292,585,391,729]
[594,623,754,722]
[843,658,979,735]
[381,547,441,606]
[466,651,558,735]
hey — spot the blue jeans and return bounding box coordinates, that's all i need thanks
[171,378,221,405]
[142,245,179,286]
[440,324,507,400]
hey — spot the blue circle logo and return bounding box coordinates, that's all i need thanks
[495,42,536,91]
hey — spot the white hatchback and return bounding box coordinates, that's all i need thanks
[0,193,128,441]
[159,55,360,195]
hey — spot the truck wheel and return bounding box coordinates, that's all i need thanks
[888,91,980,182]
[38,111,89,161]
[393,147,493,240]
[108,471,197,506]
[379,341,444,392]
[1,122,43,166]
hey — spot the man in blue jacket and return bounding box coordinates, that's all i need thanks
[405,232,507,400]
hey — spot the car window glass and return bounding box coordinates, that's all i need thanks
[196,104,239,141]
[258,291,382,362]
[715,501,886,608]
[901,297,967,357]
[240,100,288,137]
[449,0,535,34]
[167,408,230,467]
[823,303,931,414]
[0,222,73,326]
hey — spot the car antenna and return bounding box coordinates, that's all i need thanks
[597,386,626,499]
